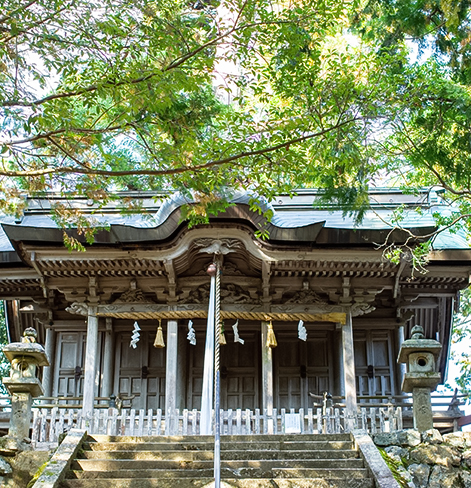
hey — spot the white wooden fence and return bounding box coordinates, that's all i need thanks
[31,405,403,444]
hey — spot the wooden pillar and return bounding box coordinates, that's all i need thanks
[342,308,357,431]
[83,305,99,417]
[261,321,273,414]
[397,325,407,388]
[336,327,345,399]
[176,322,187,411]
[165,319,178,435]
[42,326,56,397]
[101,317,114,400]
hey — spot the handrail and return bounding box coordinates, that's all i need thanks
[30,429,87,488]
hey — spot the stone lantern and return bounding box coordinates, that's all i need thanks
[397,324,442,432]
[2,328,49,442]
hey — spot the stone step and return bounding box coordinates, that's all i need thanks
[82,440,354,452]
[61,477,375,488]
[71,458,365,471]
[63,433,373,488]
[67,467,370,479]
[80,448,358,460]
[87,433,352,443]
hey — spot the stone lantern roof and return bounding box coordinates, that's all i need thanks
[397,325,442,364]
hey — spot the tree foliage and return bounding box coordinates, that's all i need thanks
[349,0,471,234]
[1,0,364,216]
[0,0,465,223]
[1,0,471,391]
[1,0,471,238]
[451,287,471,394]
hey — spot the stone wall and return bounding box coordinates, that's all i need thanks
[373,429,471,488]
[0,438,53,488]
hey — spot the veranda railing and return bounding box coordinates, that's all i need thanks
[30,405,404,445]
[0,393,465,446]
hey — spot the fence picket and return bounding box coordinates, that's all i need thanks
[66,409,74,431]
[102,409,110,435]
[360,408,367,431]
[316,408,322,434]
[56,408,65,440]
[156,409,162,436]
[109,408,117,435]
[32,409,40,443]
[245,409,251,435]
[396,407,403,431]
[146,409,153,436]
[299,408,304,434]
[76,409,82,430]
[255,408,261,434]
[281,408,286,434]
[91,409,99,435]
[379,408,386,433]
[324,409,331,434]
[129,409,136,436]
[370,408,376,434]
[136,409,144,436]
[40,409,47,442]
[263,409,269,434]
[334,409,341,434]
[183,409,189,435]
[175,408,180,435]
[388,405,397,432]
[49,407,58,442]
[307,408,313,434]
[120,408,128,435]
[228,409,234,435]
[192,409,197,435]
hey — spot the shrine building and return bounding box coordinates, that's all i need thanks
[0,188,470,431]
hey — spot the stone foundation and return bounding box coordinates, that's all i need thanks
[0,438,53,488]
[373,429,471,488]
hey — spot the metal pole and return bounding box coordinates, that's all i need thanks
[214,261,222,488]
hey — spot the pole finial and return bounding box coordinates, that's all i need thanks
[207,262,217,277]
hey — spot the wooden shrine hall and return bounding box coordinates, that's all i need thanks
[0,188,470,434]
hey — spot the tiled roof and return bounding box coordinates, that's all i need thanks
[0,188,468,251]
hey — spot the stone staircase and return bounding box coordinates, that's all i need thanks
[60,433,376,488]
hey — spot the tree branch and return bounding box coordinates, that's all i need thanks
[0,0,40,24]
[1,117,361,177]
[3,124,129,145]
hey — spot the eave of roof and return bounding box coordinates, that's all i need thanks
[0,188,468,253]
